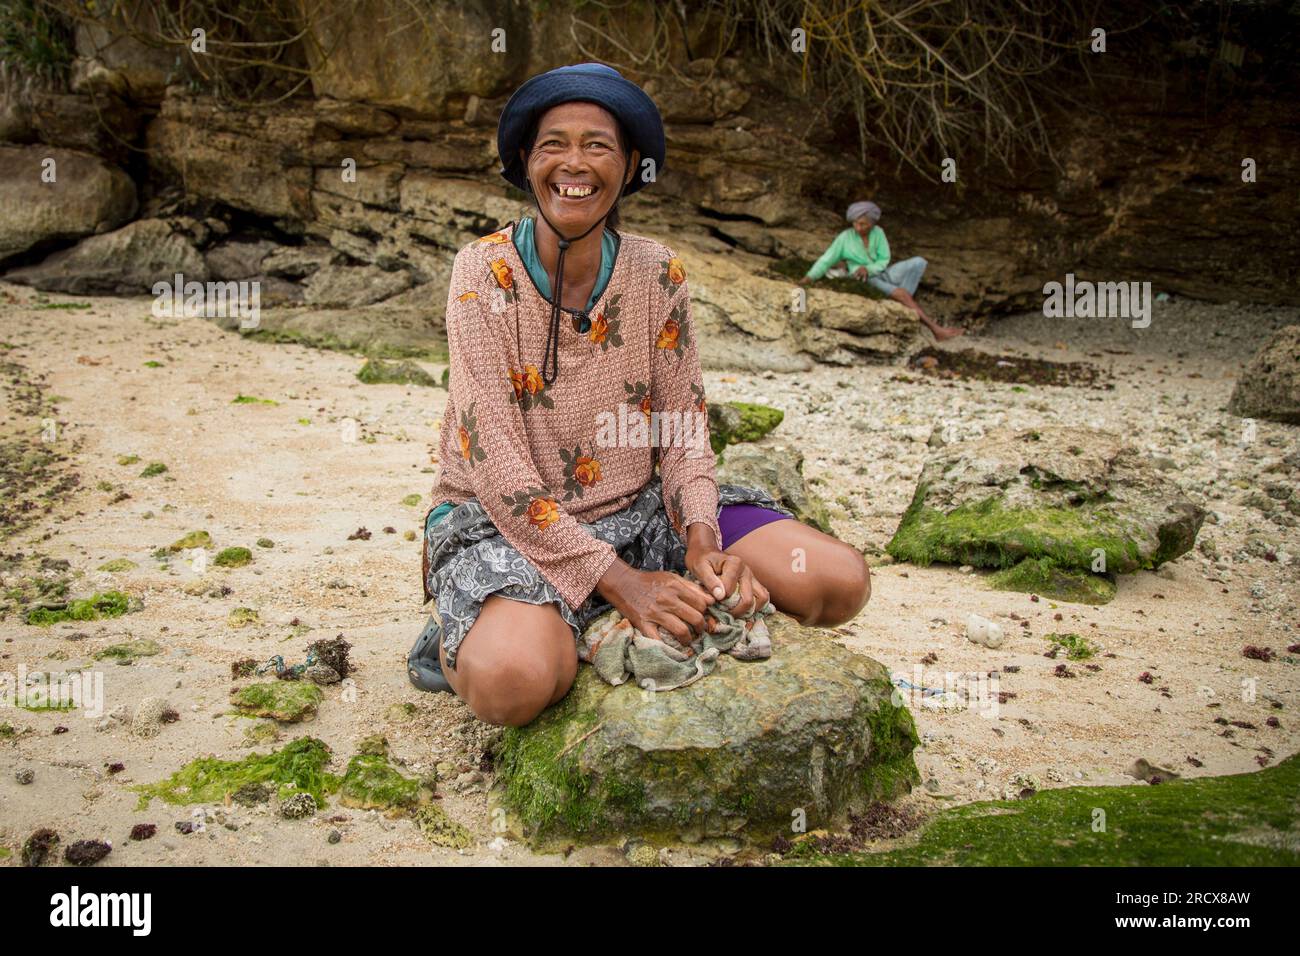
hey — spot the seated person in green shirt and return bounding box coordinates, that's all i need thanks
[798,200,963,341]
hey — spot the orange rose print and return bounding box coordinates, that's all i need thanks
[656,318,680,350]
[458,425,472,461]
[587,312,609,345]
[456,290,479,302]
[478,232,509,244]
[522,364,543,395]
[508,368,525,401]
[666,257,686,284]
[573,456,602,487]
[489,258,513,289]
[639,395,653,422]
[526,496,560,529]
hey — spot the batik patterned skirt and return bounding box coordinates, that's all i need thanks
[422,477,789,668]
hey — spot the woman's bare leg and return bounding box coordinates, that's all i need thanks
[722,519,871,627]
[438,595,577,727]
[890,288,964,340]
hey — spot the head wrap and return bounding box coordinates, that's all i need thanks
[846,201,881,224]
[496,63,666,385]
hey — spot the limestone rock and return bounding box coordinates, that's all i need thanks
[7,218,207,294]
[206,240,276,281]
[716,443,833,533]
[0,145,137,266]
[491,617,918,847]
[1228,325,1300,424]
[887,427,1206,579]
[303,263,413,308]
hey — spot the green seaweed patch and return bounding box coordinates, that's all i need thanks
[143,360,164,368]
[97,558,137,573]
[401,494,423,507]
[231,395,278,405]
[139,462,168,477]
[230,682,322,722]
[988,557,1116,605]
[787,753,1300,866]
[116,455,140,466]
[493,685,647,842]
[169,530,211,551]
[256,537,274,548]
[93,638,162,663]
[228,607,260,628]
[132,737,339,809]
[25,590,131,626]
[1047,633,1099,661]
[338,751,431,815]
[887,489,1146,574]
[414,803,474,848]
[710,401,785,453]
[356,358,439,387]
[214,547,252,568]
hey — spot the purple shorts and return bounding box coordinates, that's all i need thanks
[718,503,791,549]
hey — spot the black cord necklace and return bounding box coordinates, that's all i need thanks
[527,152,630,386]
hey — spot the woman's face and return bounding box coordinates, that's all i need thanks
[521,102,637,236]
[852,216,874,237]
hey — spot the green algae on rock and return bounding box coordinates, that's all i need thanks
[133,737,339,809]
[230,681,323,722]
[228,607,260,628]
[214,546,252,567]
[25,590,132,626]
[414,803,474,848]
[708,401,784,453]
[356,358,439,387]
[491,617,918,848]
[96,558,137,573]
[1046,632,1099,661]
[787,753,1300,867]
[338,752,430,814]
[887,427,1204,583]
[988,557,1116,605]
[93,638,162,663]
[168,530,211,551]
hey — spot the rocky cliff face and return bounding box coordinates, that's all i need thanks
[1,0,1296,363]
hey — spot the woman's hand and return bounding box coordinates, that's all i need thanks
[595,560,713,644]
[686,546,770,618]
[852,265,868,279]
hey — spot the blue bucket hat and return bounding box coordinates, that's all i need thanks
[496,63,667,387]
[496,62,666,197]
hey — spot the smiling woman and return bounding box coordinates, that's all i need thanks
[408,63,872,726]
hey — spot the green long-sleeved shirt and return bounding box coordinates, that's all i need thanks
[805,226,890,280]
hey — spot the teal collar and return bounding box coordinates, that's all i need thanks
[512,217,619,314]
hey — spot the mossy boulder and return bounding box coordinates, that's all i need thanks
[213,546,252,567]
[338,752,430,814]
[168,530,211,552]
[230,682,322,722]
[715,443,833,533]
[988,557,1116,605]
[93,638,162,663]
[887,427,1204,597]
[491,617,918,849]
[708,401,784,453]
[356,358,439,387]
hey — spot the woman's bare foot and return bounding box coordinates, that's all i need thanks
[932,325,965,341]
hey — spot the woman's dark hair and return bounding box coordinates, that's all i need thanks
[524,113,630,232]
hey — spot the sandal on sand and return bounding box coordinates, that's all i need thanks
[407,615,453,694]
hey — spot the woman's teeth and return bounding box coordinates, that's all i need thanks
[555,184,595,197]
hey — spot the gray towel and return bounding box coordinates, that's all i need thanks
[578,573,775,691]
